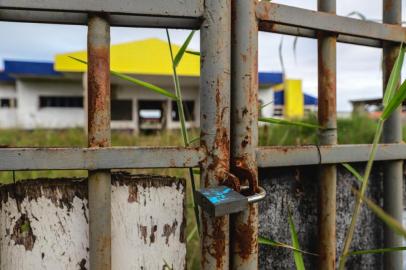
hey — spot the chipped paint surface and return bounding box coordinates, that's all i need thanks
[0,174,186,270]
[111,180,186,270]
[0,193,89,269]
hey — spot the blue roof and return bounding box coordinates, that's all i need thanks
[0,71,14,82]
[274,91,318,105]
[4,60,60,77]
[258,72,283,85]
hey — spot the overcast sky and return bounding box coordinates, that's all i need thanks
[0,0,405,111]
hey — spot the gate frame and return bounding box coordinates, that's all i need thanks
[0,0,404,269]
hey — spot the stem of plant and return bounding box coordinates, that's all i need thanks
[165,29,200,234]
[339,119,384,270]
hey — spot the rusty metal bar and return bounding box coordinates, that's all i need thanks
[256,144,406,167]
[258,23,381,48]
[317,0,337,268]
[0,147,203,170]
[87,15,111,270]
[0,0,203,19]
[199,0,231,268]
[2,144,406,170]
[256,2,406,43]
[0,10,200,29]
[382,0,403,269]
[230,0,259,269]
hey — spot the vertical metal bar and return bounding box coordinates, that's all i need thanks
[87,14,111,270]
[199,0,231,268]
[317,0,337,269]
[230,0,259,269]
[383,0,403,269]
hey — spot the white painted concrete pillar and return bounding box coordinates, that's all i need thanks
[0,173,186,269]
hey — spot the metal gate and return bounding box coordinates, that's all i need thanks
[0,0,405,269]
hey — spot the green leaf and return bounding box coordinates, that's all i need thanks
[348,246,406,256]
[260,100,274,109]
[288,210,306,270]
[259,236,317,256]
[352,188,406,239]
[186,50,200,56]
[69,56,178,100]
[382,44,405,107]
[259,117,320,129]
[342,163,363,183]
[189,136,200,144]
[187,226,198,243]
[173,30,196,68]
[381,78,406,120]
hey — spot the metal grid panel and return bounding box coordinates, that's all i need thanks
[0,0,204,18]
[0,0,404,269]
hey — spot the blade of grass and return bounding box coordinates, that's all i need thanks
[259,236,318,256]
[186,50,200,56]
[342,163,363,183]
[69,56,178,100]
[382,44,405,107]
[166,29,200,234]
[352,188,406,238]
[339,120,384,270]
[348,246,406,256]
[173,31,196,68]
[187,225,198,243]
[260,100,274,109]
[381,78,406,120]
[288,210,306,270]
[259,117,320,129]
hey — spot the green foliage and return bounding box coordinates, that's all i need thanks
[173,31,196,68]
[352,188,406,239]
[339,44,406,270]
[259,117,320,129]
[288,210,305,270]
[341,163,363,183]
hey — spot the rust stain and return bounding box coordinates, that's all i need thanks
[384,0,394,12]
[149,225,157,244]
[11,214,36,251]
[87,45,111,148]
[317,40,336,128]
[138,224,148,244]
[162,220,178,245]
[127,184,138,203]
[79,259,87,270]
[234,204,257,261]
[232,156,259,195]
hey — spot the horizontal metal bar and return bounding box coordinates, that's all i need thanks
[0,147,203,170]
[0,0,203,18]
[256,2,406,43]
[0,10,200,29]
[256,144,406,167]
[259,22,381,48]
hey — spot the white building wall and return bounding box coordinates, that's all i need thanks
[258,86,274,118]
[17,79,84,129]
[2,75,200,130]
[0,83,17,128]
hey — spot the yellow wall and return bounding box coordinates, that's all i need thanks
[284,79,304,118]
[54,38,200,76]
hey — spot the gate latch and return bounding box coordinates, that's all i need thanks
[195,185,266,217]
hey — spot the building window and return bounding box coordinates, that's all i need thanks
[171,101,195,121]
[0,98,17,108]
[111,99,133,121]
[39,96,83,108]
[273,106,283,117]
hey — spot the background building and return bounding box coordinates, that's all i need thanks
[0,38,317,131]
